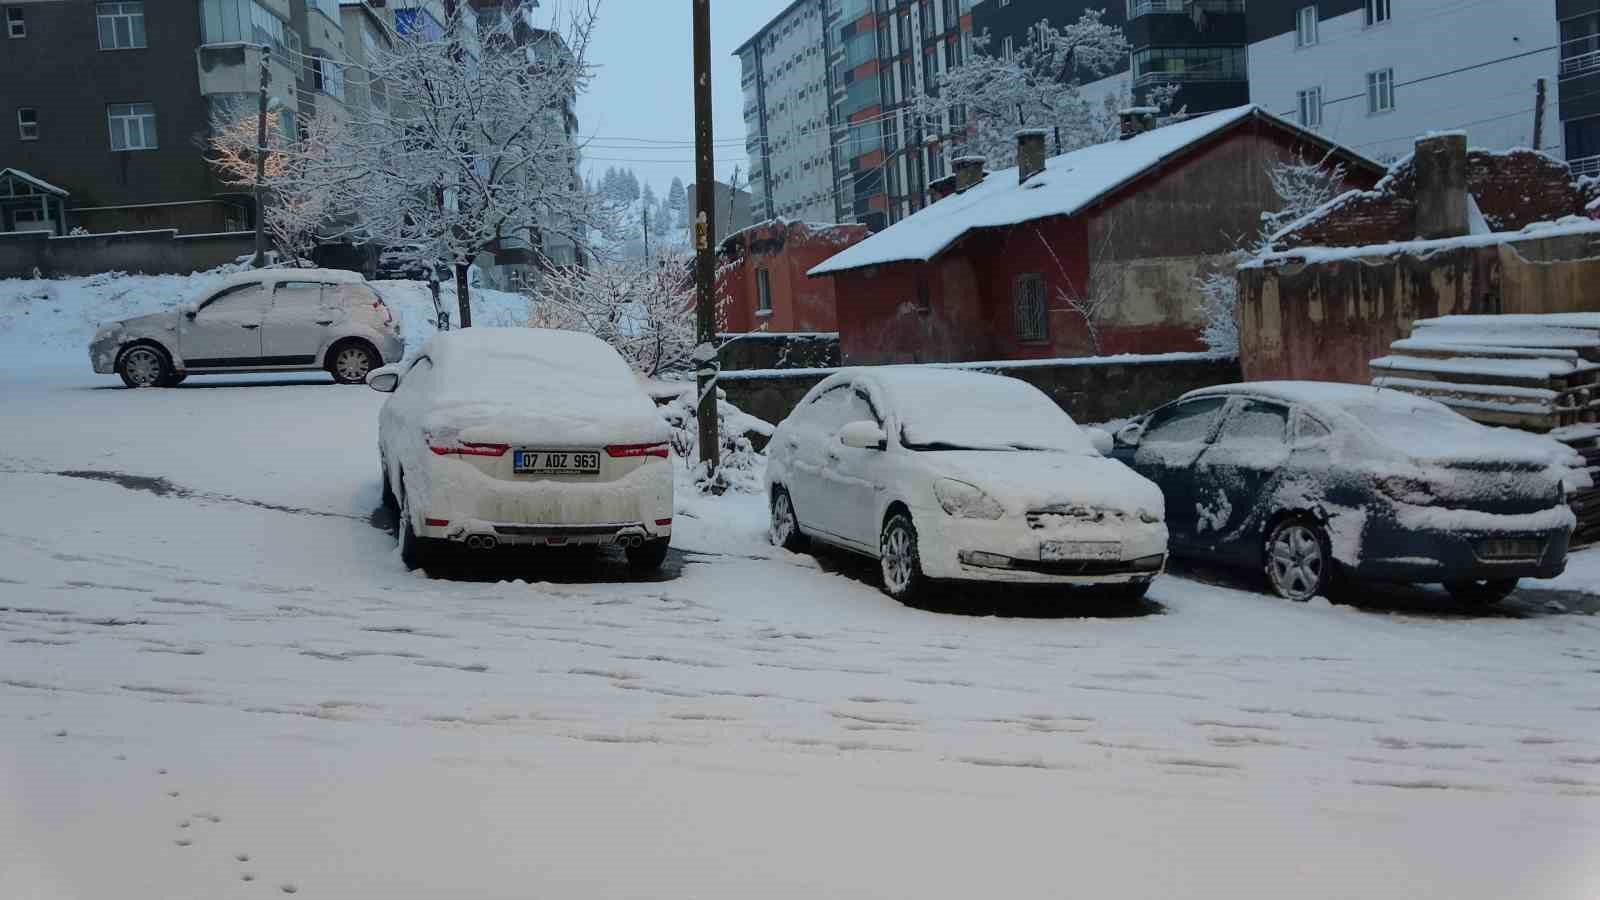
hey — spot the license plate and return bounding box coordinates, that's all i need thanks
[513,449,601,475]
[1041,540,1122,562]
[1477,538,1540,560]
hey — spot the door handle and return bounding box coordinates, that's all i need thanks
[241,323,260,330]
[315,320,334,326]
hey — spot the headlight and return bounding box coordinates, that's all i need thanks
[933,479,1004,519]
[1138,508,1162,524]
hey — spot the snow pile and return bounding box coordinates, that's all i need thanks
[659,385,774,495]
[0,267,528,371]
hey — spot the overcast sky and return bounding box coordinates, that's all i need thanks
[571,0,793,196]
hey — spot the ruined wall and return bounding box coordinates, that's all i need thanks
[1238,229,1600,384]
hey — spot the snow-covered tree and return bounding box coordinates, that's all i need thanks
[327,2,599,326]
[914,11,1128,168]
[1195,153,1348,355]
[667,177,687,230]
[205,103,343,266]
[532,249,702,377]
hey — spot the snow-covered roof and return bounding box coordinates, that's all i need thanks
[810,106,1378,277]
[207,267,371,291]
[0,168,69,197]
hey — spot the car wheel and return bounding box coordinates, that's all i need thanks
[770,487,808,551]
[397,486,438,572]
[1444,578,1519,606]
[1264,516,1334,602]
[880,512,928,604]
[626,539,671,573]
[330,341,379,385]
[117,344,173,389]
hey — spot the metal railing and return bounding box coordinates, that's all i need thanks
[1128,0,1244,17]
[1570,155,1600,178]
[1561,48,1600,79]
[1134,69,1243,84]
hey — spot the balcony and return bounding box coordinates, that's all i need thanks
[1133,68,1244,85]
[195,42,298,101]
[1571,155,1600,178]
[1561,49,1600,80]
[1127,0,1244,17]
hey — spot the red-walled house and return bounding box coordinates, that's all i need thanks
[717,219,870,334]
[808,106,1384,365]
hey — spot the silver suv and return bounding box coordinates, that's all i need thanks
[90,268,405,388]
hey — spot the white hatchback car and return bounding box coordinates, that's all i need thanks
[766,367,1169,603]
[90,268,404,388]
[369,328,674,573]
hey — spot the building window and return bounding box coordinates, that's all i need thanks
[6,7,24,38]
[312,57,345,101]
[1366,68,1395,114]
[1295,5,1317,47]
[1014,273,1048,343]
[1297,88,1322,128]
[107,102,157,151]
[1001,36,1013,60]
[17,107,38,140]
[1567,116,1600,175]
[97,2,146,49]
[1561,13,1600,78]
[756,268,772,314]
[1365,0,1390,26]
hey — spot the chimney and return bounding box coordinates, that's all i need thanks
[1016,128,1048,184]
[1118,107,1158,141]
[1414,132,1470,240]
[928,174,958,203]
[953,155,987,193]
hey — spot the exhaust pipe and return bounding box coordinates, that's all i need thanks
[465,535,499,551]
[619,535,643,549]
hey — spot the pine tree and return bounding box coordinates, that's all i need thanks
[667,177,687,229]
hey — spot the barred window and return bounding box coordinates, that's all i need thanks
[1014,273,1048,342]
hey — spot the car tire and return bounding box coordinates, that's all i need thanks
[879,512,929,604]
[1444,578,1519,606]
[1264,516,1335,602]
[770,487,808,551]
[626,539,670,573]
[329,340,379,385]
[116,343,174,389]
[397,486,440,572]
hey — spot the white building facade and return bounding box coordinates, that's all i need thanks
[737,0,839,224]
[1247,0,1561,163]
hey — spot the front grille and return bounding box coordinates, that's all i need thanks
[1026,506,1125,530]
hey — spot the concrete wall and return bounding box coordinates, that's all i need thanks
[718,332,840,372]
[1238,229,1600,384]
[0,229,255,278]
[718,354,1241,428]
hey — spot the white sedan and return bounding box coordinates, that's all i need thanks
[766,367,1169,604]
[368,328,674,573]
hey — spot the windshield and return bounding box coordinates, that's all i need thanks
[888,374,1096,453]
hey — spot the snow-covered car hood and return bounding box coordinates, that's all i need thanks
[918,450,1165,518]
[96,310,179,337]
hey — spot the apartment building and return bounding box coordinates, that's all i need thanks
[0,0,359,235]
[1561,0,1600,176]
[737,0,977,232]
[1247,0,1561,163]
[970,0,1248,120]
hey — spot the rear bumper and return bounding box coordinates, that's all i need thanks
[422,517,671,548]
[1352,521,1571,583]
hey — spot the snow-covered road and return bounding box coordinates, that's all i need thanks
[3,368,1599,899]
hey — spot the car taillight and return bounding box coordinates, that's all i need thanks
[374,300,394,326]
[606,442,670,460]
[429,440,509,458]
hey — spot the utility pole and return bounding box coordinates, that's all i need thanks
[642,202,651,258]
[1533,78,1547,151]
[251,45,271,268]
[692,0,719,482]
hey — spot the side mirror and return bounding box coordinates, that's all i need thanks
[367,366,401,393]
[1085,427,1114,456]
[838,420,887,451]
[181,303,198,320]
[1115,422,1144,448]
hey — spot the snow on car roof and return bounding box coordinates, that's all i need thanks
[808,106,1373,276]
[421,327,633,379]
[207,267,370,292]
[1183,381,1444,415]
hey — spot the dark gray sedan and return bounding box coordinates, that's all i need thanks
[1111,382,1576,604]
